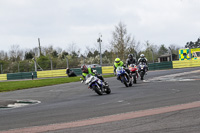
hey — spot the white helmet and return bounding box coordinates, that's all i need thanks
[140,54,145,58]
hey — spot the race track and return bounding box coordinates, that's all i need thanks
[0,67,200,133]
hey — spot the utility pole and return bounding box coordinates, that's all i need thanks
[18,62,20,72]
[169,47,173,61]
[49,57,53,70]
[32,58,37,72]
[38,38,42,56]
[65,56,69,68]
[151,49,154,63]
[0,64,2,74]
[97,34,102,66]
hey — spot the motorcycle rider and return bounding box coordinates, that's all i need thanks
[126,54,139,78]
[126,54,137,68]
[137,54,148,72]
[81,65,107,85]
[66,68,77,77]
[114,58,131,80]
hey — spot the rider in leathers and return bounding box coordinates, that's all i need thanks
[126,54,137,68]
[137,54,148,72]
[126,54,139,78]
[81,65,108,85]
[114,58,131,81]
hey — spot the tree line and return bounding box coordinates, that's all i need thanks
[0,22,188,74]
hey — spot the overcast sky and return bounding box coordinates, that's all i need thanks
[0,0,200,53]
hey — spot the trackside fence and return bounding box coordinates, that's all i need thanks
[7,72,37,80]
[173,60,200,68]
[0,67,102,81]
[148,61,173,71]
[1,60,200,81]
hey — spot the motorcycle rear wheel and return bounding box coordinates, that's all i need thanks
[133,75,137,84]
[105,87,111,94]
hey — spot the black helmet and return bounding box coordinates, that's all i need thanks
[128,54,133,60]
[81,65,88,73]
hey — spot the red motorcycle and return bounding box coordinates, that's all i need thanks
[128,64,138,84]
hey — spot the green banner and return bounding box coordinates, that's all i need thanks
[7,72,37,80]
[149,62,173,70]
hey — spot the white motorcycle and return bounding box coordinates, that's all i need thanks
[81,74,111,95]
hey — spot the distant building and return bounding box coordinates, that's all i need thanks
[158,54,178,62]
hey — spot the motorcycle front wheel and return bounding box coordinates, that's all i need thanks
[140,72,144,80]
[133,75,137,84]
[92,85,103,95]
[121,76,129,87]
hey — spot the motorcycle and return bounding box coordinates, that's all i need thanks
[128,64,138,84]
[138,62,147,80]
[81,74,111,95]
[116,66,132,87]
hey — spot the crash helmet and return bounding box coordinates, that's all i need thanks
[140,54,145,58]
[81,65,88,73]
[115,58,121,65]
[128,54,133,60]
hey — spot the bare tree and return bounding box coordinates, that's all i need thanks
[9,45,23,62]
[169,44,180,55]
[66,43,80,56]
[110,22,136,61]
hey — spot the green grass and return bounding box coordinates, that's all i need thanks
[0,74,115,92]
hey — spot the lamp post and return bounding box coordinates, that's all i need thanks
[18,62,20,72]
[151,49,154,63]
[97,34,102,66]
[32,58,37,72]
[65,56,69,68]
[0,64,2,74]
[169,47,173,61]
[49,57,53,70]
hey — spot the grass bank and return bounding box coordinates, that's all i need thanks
[0,74,115,92]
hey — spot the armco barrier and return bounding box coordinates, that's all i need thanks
[173,60,200,69]
[102,66,114,74]
[71,67,102,76]
[37,67,102,78]
[70,68,82,76]
[7,72,37,80]
[149,61,173,70]
[102,62,173,73]
[37,69,66,78]
[0,74,7,81]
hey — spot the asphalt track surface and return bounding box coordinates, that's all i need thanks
[0,67,200,133]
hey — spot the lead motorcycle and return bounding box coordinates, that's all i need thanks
[138,62,147,80]
[128,64,138,84]
[116,66,132,87]
[81,74,111,95]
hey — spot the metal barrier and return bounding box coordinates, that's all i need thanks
[1,60,200,81]
[102,66,114,74]
[149,62,173,70]
[0,74,7,81]
[37,69,66,78]
[173,60,200,68]
[7,72,37,80]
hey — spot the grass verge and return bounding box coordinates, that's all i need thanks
[0,74,115,92]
